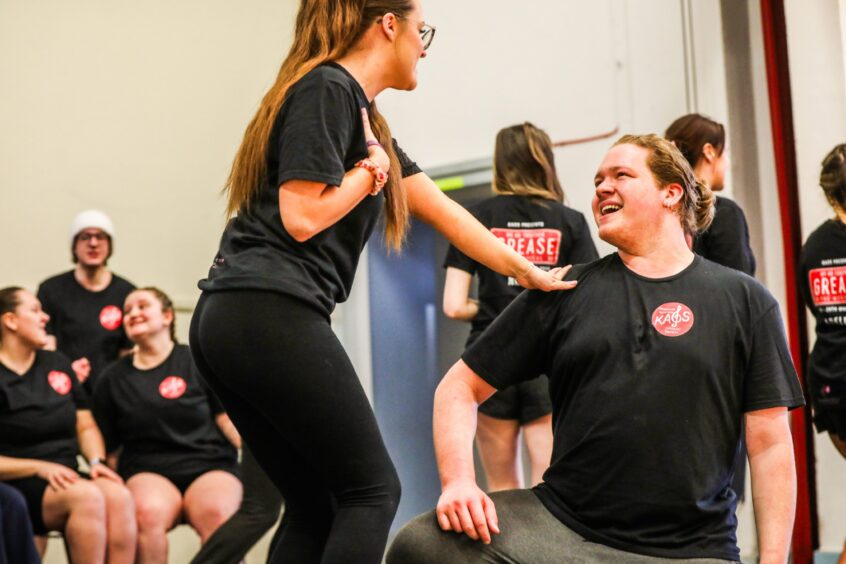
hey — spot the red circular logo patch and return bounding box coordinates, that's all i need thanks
[99,305,123,331]
[159,376,187,399]
[48,371,72,395]
[651,302,695,337]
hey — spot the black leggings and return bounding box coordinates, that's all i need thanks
[189,290,400,564]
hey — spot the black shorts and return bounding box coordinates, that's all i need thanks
[4,458,80,535]
[808,372,846,440]
[478,376,552,424]
[124,463,240,496]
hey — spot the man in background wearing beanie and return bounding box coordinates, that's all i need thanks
[37,210,135,393]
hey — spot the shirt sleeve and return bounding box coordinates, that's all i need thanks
[276,74,358,188]
[443,243,477,274]
[743,303,805,412]
[91,376,120,454]
[696,200,757,276]
[392,139,422,178]
[566,213,600,264]
[462,290,558,389]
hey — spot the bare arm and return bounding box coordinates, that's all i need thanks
[746,407,795,564]
[443,268,478,320]
[433,360,499,543]
[77,409,123,483]
[405,173,574,292]
[278,108,389,242]
[216,413,242,449]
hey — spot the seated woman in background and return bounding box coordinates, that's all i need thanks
[799,143,846,564]
[93,287,241,562]
[0,286,136,563]
[442,122,598,491]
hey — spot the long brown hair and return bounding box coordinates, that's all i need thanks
[614,134,715,236]
[492,122,564,203]
[664,113,725,169]
[820,144,846,213]
[224,0,414,249]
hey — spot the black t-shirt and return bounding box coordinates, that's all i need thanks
[0,350,87,468]
[199,62,422,316]
[37,270,135,393]
[92,344,236,478]
[799,219,846,386]
[463,254,804,560]
[693,196,756,276]
[444,195,598,338]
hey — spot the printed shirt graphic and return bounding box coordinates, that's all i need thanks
[48,370,73,395]
[99,305,124,331]
[651,302,695,337]
[491,227,561,265]
[807,265,846,307]
[159,376,188,399]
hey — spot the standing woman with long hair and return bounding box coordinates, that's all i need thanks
[443,123,598,491]
[665,113,756,502]
[189,1,574,562]
[799,144,846,564]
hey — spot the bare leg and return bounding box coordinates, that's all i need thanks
[522,414,553,486]
[42,480,107,563]
[475,413,522,491]
[183,471,243,543]
[94,478,137,563]
[127,473,182,564]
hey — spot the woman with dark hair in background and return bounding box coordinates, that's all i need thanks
[0,287,136,563]
[443,122,598,491]
[93,287,241,563]
[189,1,574,562]
[665,113,756,502]
[799,143,846,564]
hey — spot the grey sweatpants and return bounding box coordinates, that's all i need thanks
[386,490,738,564]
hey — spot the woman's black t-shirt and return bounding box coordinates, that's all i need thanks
[0,350,86,468]
[799,219,846,388]
[199,62,421,315]
[463,254,804,561]
[92,344,236,479]
[444,195,598,339]
[693,196,756,276]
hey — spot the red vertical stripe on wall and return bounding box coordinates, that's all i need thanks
[759,0,817,562]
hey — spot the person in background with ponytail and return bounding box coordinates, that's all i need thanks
[92,288,241,563]
[189,1,574,562]
[799,144,846,564]
[443,123,598,492]
[665,113,757,506]
[388,135,803,564]
[0,287,136,563]
[665,114,756,275]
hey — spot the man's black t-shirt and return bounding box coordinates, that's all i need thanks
[199,62,422,316]
[693,196,756,276]
[0,351,87,468]
[444,195,598,337]
[799,219,846,386]
[37,270,135,392]
[92,344,236,479]
[463,254,804,560]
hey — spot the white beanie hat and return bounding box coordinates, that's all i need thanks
[69,209,115,244]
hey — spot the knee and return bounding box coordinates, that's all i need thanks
[105,486,137,535]
[135,499,172,534]
[385,513,438,564]
[69,481,106,520]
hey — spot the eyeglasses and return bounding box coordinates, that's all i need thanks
[78,232,109,242]
[419,23,436,51]
[378,16,436,51]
